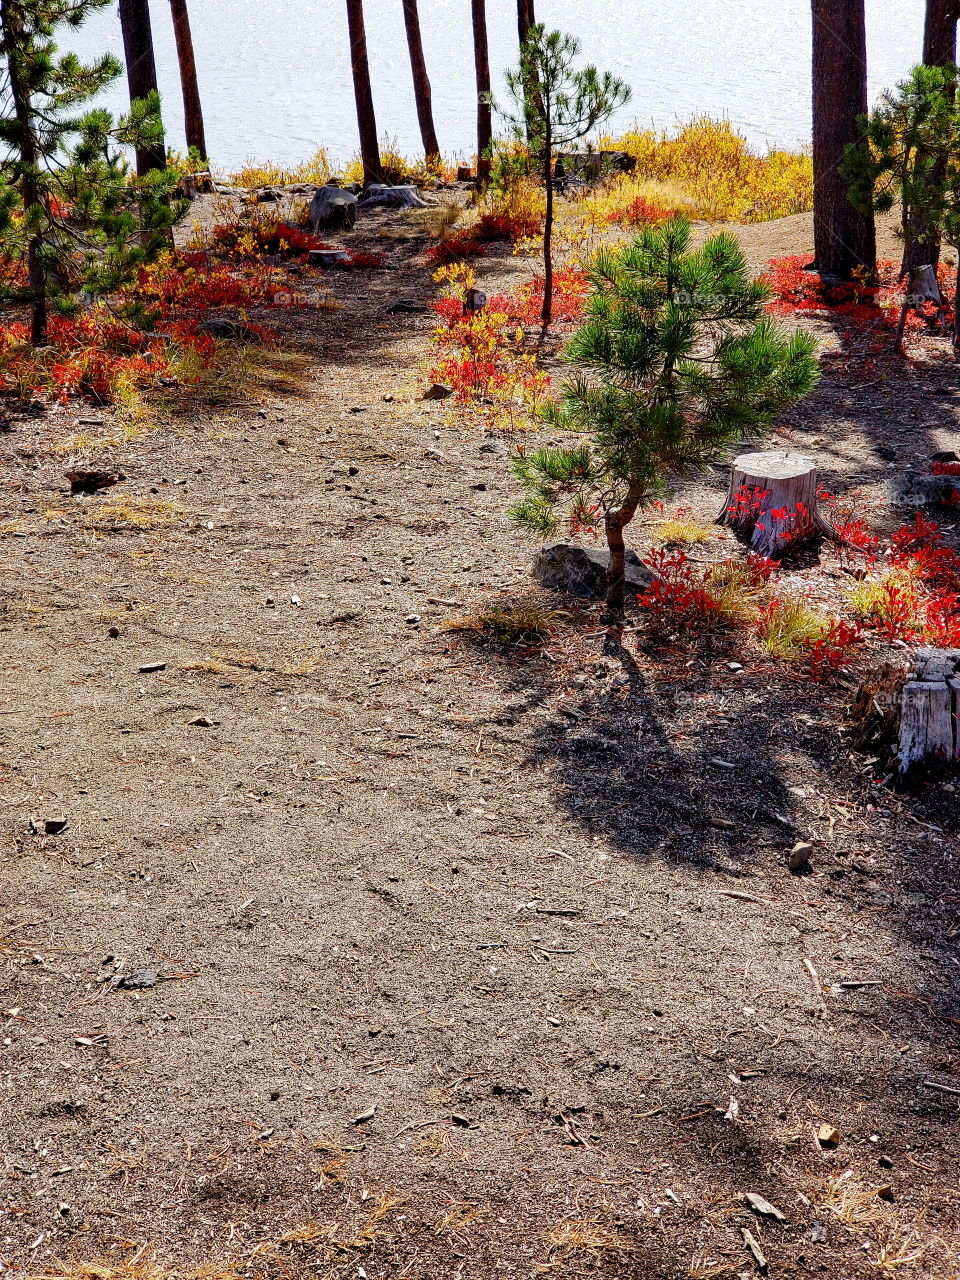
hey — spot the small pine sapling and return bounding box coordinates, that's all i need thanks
[510,219,819,612]
[0,0,182,344]
[495,26,630,328]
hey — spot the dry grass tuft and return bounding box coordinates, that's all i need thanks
[184,648,262,674]
[435,1203,481,1235]
[755,594,828,659]
[544,1216,633,1266]
[24,1258,240,1280]
[654,514,714,546]
[442,601,558,647]
[817,1172,891,1229]
[85,495,186,530]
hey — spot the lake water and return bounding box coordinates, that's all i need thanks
[63,0,921,174]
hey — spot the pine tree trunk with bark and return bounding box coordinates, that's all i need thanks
[811,0,876,281]
[540,123,553,329]
[169,0,207,160]
[402,0,440,165]
[924,0,960,65]
[471,0,492,183]
[118,0,166,175]
[517,0,535,45]
[346,0,381,186]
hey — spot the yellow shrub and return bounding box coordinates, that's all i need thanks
[601,117,813,223]
[580,175,697,231]
[228,146,333,189]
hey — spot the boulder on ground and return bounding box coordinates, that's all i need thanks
[898,456,960,507]
[308,185,358,231]
[533,543,652,598]
[198,317,264,343]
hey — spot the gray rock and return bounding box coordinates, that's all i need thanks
[197,317,264,343]
[533,543,652,598]
[898,469,960,507]
[117,968,158,990]
[307,185,358,232]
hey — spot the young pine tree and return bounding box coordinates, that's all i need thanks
[496,27,630,329]
[0,0,180,345]
[843,63,959,277]
[510,220,820,612]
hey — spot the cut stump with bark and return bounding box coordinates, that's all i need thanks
[899,648,960,775]
[718,451,831,558]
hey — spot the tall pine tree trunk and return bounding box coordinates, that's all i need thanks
[169,0,207,160]
[811,0,875,281]
[924,0,960,65]
[517,0,535,45]
[471,0,492,183]
[0,0,46,344]
[401,0,439,166]
[118,0,166,175]
[346,0,381,186]
[540,123,553,329]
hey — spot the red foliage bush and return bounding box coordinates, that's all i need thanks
[606,196,671,228]
[427,232,486,265]
[807,619,862,679]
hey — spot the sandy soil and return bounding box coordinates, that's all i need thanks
[0,198,958,1280]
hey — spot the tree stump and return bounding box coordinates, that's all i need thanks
[357,184,430,209]
[718,451,830,558]
[898,648,960,774]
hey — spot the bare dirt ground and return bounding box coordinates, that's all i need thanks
[0,200,958,1280]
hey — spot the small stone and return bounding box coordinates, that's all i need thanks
[117,968,158,990]
[743,1192,787,1223]
[107,626,120,638]
[43,817,68,835]
[546,1016,561,1027]
[878,1154,894,1169]
[138,662,166,674]
[265,596,275,606]
[189,716,213,728]
[817,1123,840,1148]
[353,1104,376,1125]
[406,614,421,625]
[727,661,744,672]
[789,841,814,872]
[422,382,453,401]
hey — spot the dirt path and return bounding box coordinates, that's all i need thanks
[0,205,958,1280]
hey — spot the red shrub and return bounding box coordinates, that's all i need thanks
[606,197,671,228]
[427,233,486,265]
[807,619,862,679]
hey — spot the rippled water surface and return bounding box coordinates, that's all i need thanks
[64,1,918,172]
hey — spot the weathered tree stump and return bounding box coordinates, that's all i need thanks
[718,450,831,558]
[899,648,960,774]
[358,184,431,209]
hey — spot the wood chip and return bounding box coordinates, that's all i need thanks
[741,1227,768,1272]
[744,1192,787,1223]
